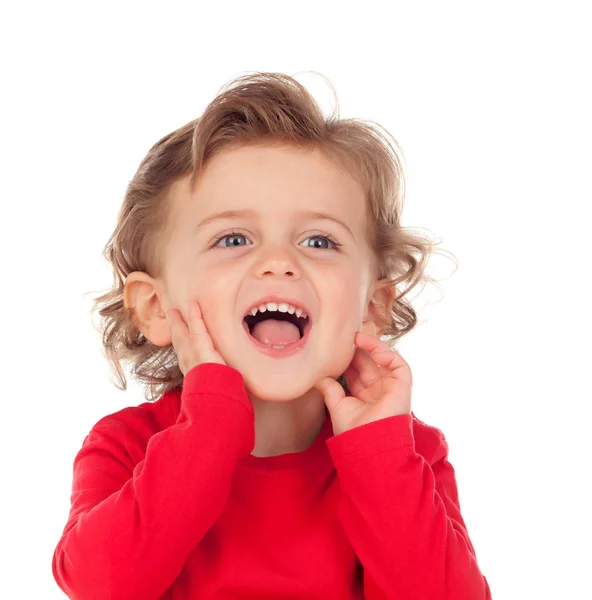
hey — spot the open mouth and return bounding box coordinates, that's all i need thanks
[243,310,312,340]
[241,308,313,356]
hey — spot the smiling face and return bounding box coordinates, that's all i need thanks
[129,142,392,402]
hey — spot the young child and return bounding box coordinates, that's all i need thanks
[52,71,491,599]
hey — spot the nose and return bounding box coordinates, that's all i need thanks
[253,245,300,279]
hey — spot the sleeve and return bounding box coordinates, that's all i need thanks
[325,413,492,600]
[51,363,255,600]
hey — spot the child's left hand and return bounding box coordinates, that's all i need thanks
[314,330,412,436]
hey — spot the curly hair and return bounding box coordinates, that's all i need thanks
[87,71,458,402]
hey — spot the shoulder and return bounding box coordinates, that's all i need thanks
[84,389,181,452]
[410,411,449,465]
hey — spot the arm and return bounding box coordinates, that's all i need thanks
[52,363,254,600]
[326,413,491,600]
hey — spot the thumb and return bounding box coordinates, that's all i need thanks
[314,376,345,412]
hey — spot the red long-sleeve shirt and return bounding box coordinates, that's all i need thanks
[52,362,491,599]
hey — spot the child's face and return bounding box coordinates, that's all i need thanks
[145,143,390,400]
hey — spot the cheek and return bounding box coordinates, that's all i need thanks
[187,280,227,330]
[200,294,226,327]
[324,270,367,316]
[195,279,242,344]
[314,273,367,355]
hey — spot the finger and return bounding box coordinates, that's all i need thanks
[346,348,383,396]
[315,376,346,414]
[187,300,219,353]
[165,311,180,363]
[187,300,209,339]
[165,308,178,334]
[368,350,402,371]
[168,307,187,330]
[354,332,400,372]
[354,330,391,353]
[367,349,413,384]
[343,363,366,398]
[350,346,381,386]
[353,334,410,386]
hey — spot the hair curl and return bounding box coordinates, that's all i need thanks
[87,71,458,402]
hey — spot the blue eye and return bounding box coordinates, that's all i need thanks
[300,236,337,250]
[212,231,341,250]
[213,232,250,248]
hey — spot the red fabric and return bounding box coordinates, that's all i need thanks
[52,363,491,599]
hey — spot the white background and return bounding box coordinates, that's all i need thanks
[1,1,590,598]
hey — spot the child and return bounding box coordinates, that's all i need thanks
[52,71,491,599]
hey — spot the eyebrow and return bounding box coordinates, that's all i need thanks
[192,209,354,238]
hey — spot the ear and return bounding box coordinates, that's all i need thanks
[123,271,171,347]
[361,279,396,337]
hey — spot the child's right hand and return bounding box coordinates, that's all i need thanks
[166,300,226,376]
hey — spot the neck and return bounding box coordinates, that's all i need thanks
[248,389,327,457]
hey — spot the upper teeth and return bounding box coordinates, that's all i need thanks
[247,302,309,320]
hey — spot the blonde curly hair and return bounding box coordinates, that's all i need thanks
[88,71,458,402]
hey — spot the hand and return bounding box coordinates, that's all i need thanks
[166,300,226,376]
[314,330,412,436]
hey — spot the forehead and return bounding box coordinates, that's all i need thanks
[171,143,368,226]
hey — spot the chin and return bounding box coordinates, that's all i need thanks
[241,373,317,403]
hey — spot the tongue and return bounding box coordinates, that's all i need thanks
[251,319,301,346]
